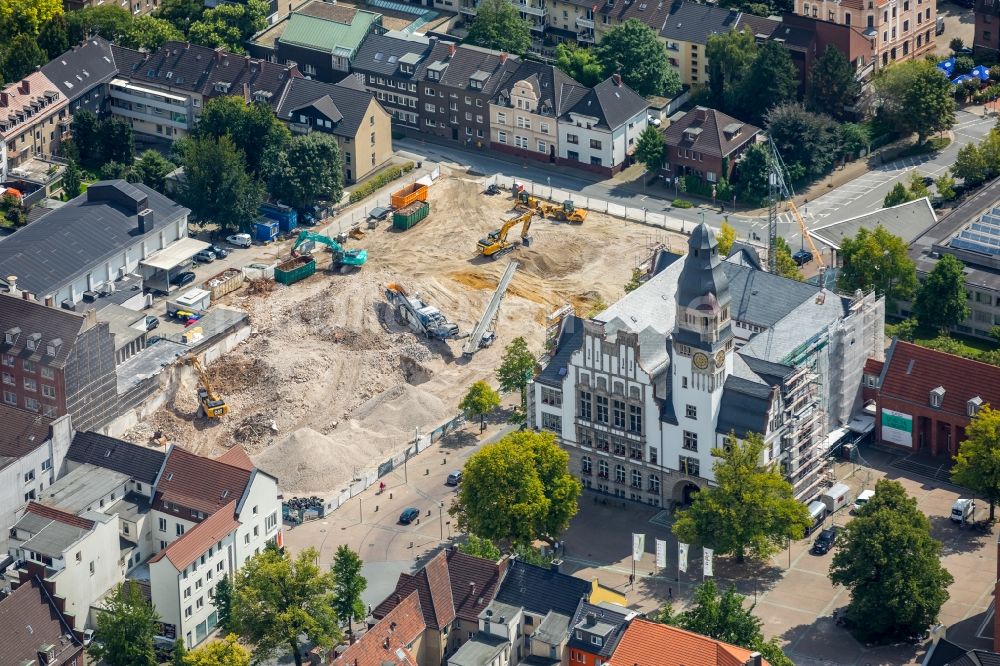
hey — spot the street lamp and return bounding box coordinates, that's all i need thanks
[439,501,444,541]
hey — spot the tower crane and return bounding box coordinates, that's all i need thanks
[766,141,826,278]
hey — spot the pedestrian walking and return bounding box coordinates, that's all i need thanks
[668,587,673,600]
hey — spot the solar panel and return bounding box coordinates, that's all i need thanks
[952,238,1000,255]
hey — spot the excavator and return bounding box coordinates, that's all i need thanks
[477,211,534,258]
[184,355,228,419]
[516,192,587,223]
[291,230,367,271]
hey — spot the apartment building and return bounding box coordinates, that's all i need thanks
[490,61,587,163]
[556,74,648,176]
[458,0,549,45]
[352,32,432,130]
[41,38,120,120]
[658,1,740,87]
[65,0,160,17]
[0,576,85,666]
[975,0,1000,54]
[662,107,761,185]
[0,73,69,182]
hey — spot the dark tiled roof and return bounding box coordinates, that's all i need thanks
[721,261,821,327]
[735,13,781,38]
[0,293,85,368]
[154,445,254,517]
[739,354,793,386]
[494,560,590,617]
[199,51,297,111]
[0,577,83,666]
[275,76,379,137]
[0,405,52,464]
[602,0,673,32]
[663,107,760,159]
[925,639,981,666]
[879,340,1000,416]
[447,550,506,622]
[41,37,119,102]
[421,44,520,97]
[0,181,189,299]
[566,600,630,658]
[659,0,740,44]
[536,315,585,387]
[110,44,147,77]
[353,33,431,77]
[716,375,773,438]
[67,431,166,485]
[564,76,648,130]
[496,61,588,118]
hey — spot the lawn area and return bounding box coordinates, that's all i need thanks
[887,319,999,362]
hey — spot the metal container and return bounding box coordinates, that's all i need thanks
[274,256,316,285]
[393,201,430,230]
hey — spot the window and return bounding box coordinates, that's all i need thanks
[930,387,944,408]
[41,384,55,399]
[629,443,642,460]
[614,440,626,456]
[2,354,13,366]
[184,587,191,598]
[540,123,550,134]
[23,378,36,392]
[649,474,660,493]
[2,372,12,385]
[22,360,35,373]
[592,636,603,647]
[649,448,658,465]
[24,469,34,482]
[497,112,507,124]
[197,597,204,609]
[41,458,51,472]
[685,404,697,419]
[629,404,642,434]
[615,464,625,483]
[265,511,278,531]
[680,456,700,476]
[541,386,562,406]
[630,469,642,488]
[158,517,167,532]
[195,579,203,590]
[538,140,547,153]
[590,139,602,150]
[176,523,185,536]
[498,131,507,144]
[244,534,250,545]
[598,460,609,478]
[217,560,225,572]
[683,431,698,451]
[567,133,578,144]
[24,397,39,412]
[579,390,592,420]
[3,391,14,405]
[90,561,95,575]
[582,456,592,474]
[596,395,608,423]
[185,606,193,618]
[612,400,626,428]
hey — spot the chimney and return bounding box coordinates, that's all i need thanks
[20,79,30,94]
[0,91,8,107]
[499,52,508,64]
[245,55,251,66]
[243,82,250,102]
[585,612,596,626]
[469,582,477,597]
[84,308,97,327]
[448,43,457,58]
[184,42,190,50]
[215,49,223,64]
[138,209,154,234]
[550,559,562,573]
[22,291,31,301]
[44,295,54,307]
[7,275,18,296]
[746,653,762,666]
[611,73,621,86]
[695,106,708,121]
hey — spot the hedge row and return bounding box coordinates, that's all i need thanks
[348,161,416,204]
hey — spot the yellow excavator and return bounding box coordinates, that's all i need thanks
[516,192,586,223]
[477,211,534,258]
[184,355,228,418]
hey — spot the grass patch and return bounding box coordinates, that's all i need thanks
[672,198,694,209]
[896,136,951,158]
[887,319,999,364]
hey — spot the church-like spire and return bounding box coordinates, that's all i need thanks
[674,223,733,352]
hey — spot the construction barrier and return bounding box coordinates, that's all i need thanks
[326,166,441,236]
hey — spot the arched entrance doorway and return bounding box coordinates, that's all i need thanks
[672,480,701,506]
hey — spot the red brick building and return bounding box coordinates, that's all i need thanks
[975,0,1000,55]
[662,107,761,187]
[863,340,1000,457]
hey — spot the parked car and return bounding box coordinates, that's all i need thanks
[446,470,463,486]
[852,489,874,514]
[194,249,216,263]
[793,249,813,266]
[145,315,159,331]
[936,17,945,35]
[399,507,420,524]
[227,233,252,248]
[811,526,838,555]
[171,271,196,287]
[209,244,230,259]
[922,176,934,187]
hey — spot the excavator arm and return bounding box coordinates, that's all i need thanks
[292,230,368,266]
[183,354,228,418]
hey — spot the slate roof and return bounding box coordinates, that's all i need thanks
[536,315,585,387]
[0,577,83,666]
[879,339,1000,416]
[275,76,379,137]
[659,0,740,44]
[334,591,425,666]
[663,107,760,159]
[110,44,146,77]
[41,37,119,102]
[564,76,648,130]
[67,431,166,485]
[716,375,774,438]
[153,445,254,517]
[148,500,239,570]
[567,600,630,658]
[494,560,590,617]
[600,0,673,33]
[496,61,588,118]
[0,180,189,299]
[353,32,431,77]
[929,643,1000,666]
[423,44,520,97]
[811,198,937,251]
[739,354,793,386]
[722,261,822,328]
[278,10,381,54]
[609,618,765,666]
[0,293,86,368]
[0,405,53,467]
[734,12,781,38]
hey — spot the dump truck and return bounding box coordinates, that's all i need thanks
[391,182,428,209]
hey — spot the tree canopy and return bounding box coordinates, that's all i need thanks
[62,161,83,200]
[188,0,268,53]
[496,336,536,418]
[2,34,47,81]
[231,546,341,666]
[458,534,503,561]
[88,582,159,666]
[196,96,292,178]
[555,43,604,86]
[460,380,501,432]
[766,103,841,182]
[673,432,810,562]
[331,545,367,634]
[270,133,344,210]
[829,479,953,642]
[452,430,580,547]
[182,635,250,666]
[739,41,798,124]
[734,143,771,205]
[836,225,917,312]
[215,574,234,634]
[717,221,737,256]
[706,28,757,113]
[952,404,1000,521]
[37,13,69,59]
[464,0,531,56]
[806,45,860,121]
[774,236,803,282]
[133,150,176,193]
[913,254,970,331]
[176,134,266,232]
[0,0,62,39]
[875,59,955,144]
[635,125,666,173]
[595,19,681,97]
[154,0,206,35]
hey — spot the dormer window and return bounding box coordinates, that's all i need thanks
[4,327,20,345]
[46,337,62,357]
[26,333,40,351]
[930,386,945,408]
[968,396,983,417]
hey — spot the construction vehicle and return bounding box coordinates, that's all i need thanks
[385,283,461,340]
[477,211,534,258]
[184,355,228,419]
[516,192,586,223]
[291,230,367,271]
[463,261,518,356]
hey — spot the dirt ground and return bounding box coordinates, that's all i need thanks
[125,172,683,496]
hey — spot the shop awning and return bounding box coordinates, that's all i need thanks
[141,237,210,271]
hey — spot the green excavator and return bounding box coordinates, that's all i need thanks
[291,230,368,270]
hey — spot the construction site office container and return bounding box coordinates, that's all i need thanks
[393,201,430,230]
[253,219,279,244]
[260,202,298,232]
[274,256,316,285]
[390,183,428,209]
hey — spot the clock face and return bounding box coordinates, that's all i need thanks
[715,350,726,367]
[693,352,709,370]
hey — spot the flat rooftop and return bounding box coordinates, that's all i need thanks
[40,463,129,515]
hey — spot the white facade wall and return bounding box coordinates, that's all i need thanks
[557,113,611,166]
[611,108,649,168]
[42,515,122,629]
[233,470,281,567]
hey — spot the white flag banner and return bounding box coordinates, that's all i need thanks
[655,539,667,568]
[703,547,714,577]
[678,542,689,573]
[632,533,645,562]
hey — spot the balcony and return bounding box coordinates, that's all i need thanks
[576,16,594,28]
[460,2,477,14]
[577,30,595,43]
[518,2,546,15]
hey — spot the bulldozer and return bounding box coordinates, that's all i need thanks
[183,355,228,419]
[515,192,586,223]
[477,211,534,258]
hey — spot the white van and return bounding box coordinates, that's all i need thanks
[852,489,875,514]
[951,498,976,524]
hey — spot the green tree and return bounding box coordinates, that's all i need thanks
[215,574,234,634]
[496,336,536,418]
[134,149,176,192]
[38,13,69,59]
[231,547,340,666]
[595,19,680,97]
[654,580,794,666]
[740,41,798,124]
[706,28,757,112]
[460,380,501,432]
[673,432,810,563]
[66,5,133,44]
[876,59,956,144]
[2,34,47,81]
[950,37,965,52]
[913,254,970,331]
[121,14,184,50]
[952,142,988,186]
[908,171,930,200]
[935,173,957,201]
[555,42,603,86]
[171,638,188,666]
[623,267,644,293]
[0,0,63,38]
[717,221,737,256]
[774,236,802,281]
[465,0,531,56]
[62,160,83,199]
[88,581,159,666]
[176,135,266,233]
[839,122,871,157]
[952,404,1000,521]
[830,479,953,642]
[836,225,918,311]
[458,534,502,560]
[71,110,101,168]
[452,430,580,547]
[155,0,205,34]
[100,160,134,181]
[196,96,291,178]
[883,181,912,208]
[806,45,859,121]
[634,125,665,173]
[270,133,343,210]
[735,143,770,205]
[183,634,250,666]
[766,103,841,181]
[188,0,267,53]
[100,116,136,165]
[331,545,367,635]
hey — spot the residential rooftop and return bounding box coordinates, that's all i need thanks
[39,463,129,515]
[0,577,82,666]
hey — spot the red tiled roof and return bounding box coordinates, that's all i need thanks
[663,106,761,159]
[864,358,884,376]
[25,501,94,531]
[880,340,1000,416]
[155,446,253,516]
[215,445,254,471]
[0,577,83,666]
[148,500,239,570]
[608,619,767,666]
[333,591,425,666]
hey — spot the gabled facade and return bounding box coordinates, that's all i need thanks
[41,37,121,118]
[658,1,740,87]
[662,107,761,185]
[330,591,426,666]
[352,32,432,129]
[0,72,69,182]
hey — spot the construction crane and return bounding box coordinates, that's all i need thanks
[765,141,827,276]
[291,230,367,270]
[477,211,534,258]
[183,355,228,419]
[385,283,462,340]
[463,261,518,356]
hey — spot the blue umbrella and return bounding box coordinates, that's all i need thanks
[938,56,956,73]
[972,65,991,81]
[952,74,972,85]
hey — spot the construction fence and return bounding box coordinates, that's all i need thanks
[484,173,690,234]
[326,165,442,236]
